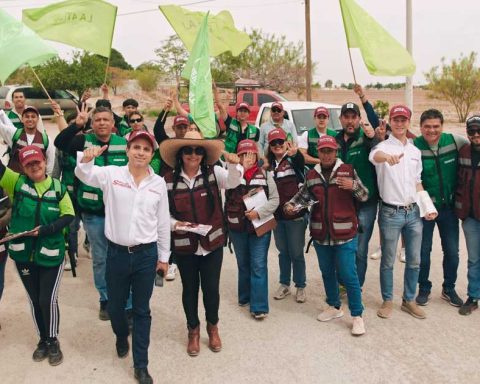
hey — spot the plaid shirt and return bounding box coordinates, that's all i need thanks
[289,159,369,246]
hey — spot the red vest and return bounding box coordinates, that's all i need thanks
[225,167,268,233]
[273,157,306,220]
[8,130,47,174]
[306,163,358,241]
[455,144,480,220]
[165,168,226,255]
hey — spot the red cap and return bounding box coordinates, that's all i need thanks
[19,145,45,167]
[173,115,189,127]
[271,102,284,111]
[317,135,338,150]
[389,105,412,119]
[22,106,40,116]
[128,130,158,150]
[237,139,258,155]
[268,128,287,143]
[314,106,329,118]
[236,102,251,112]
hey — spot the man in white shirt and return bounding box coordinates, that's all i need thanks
[369,105,437,320]
[258,102,298,154]
[75,130,170,384]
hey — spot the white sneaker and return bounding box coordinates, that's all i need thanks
[273,284,291,300]
[165,263,177,281]
[64,260,72,271]
[351,316,366,336]
[398,248,406,263]
[369,246,381,260]
[317,306,344,322]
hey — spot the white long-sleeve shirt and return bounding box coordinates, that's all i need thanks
[75,153,171,262]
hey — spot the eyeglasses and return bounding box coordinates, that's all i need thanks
[270,139,285,147]
[271,108,282,113]
[130,118,143,123]
[467,128,480,136]
[182,146,205,156]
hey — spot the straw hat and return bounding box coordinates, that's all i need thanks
[159,131,225,168]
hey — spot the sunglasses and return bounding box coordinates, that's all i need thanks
[467,128,480,136]
[270,139,285,147]
[271,108,282,113]
[182,146,206,156]
[130,118,143,123]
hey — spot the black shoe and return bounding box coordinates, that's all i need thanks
[126,309,133,333]
[32,339,49,362]
[134,368,153,384]
[459,297,478,316]
[415,291,430,306]
[116,337,129,358]
[99,300,110,321]
[47,339,63,366]
[442,289,463,307]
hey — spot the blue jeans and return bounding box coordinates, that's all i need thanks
[355,200,378,287]
[379,204,423,302]
[462,218,480,300]
[419,207,459,293]
[82,213,132,309]
[273,217,307,288]
[106,242,157,369]
[313,237,363,316]
[230,230,271,313]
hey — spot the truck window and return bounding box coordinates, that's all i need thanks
[327,108,342,131]
[242,92,253,106]
[23,88,47,99]
[258,93,276,106]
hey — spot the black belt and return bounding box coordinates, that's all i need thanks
[381,201,417,211]
[108,241,156,254]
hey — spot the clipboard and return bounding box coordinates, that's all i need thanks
[0,229,37,244]
[242,187,277,237]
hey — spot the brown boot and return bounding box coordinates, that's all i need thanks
[206,322,222,352]
[187,326,200,357]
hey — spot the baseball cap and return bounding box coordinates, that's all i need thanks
[122,98,139,108]
[128,130,158,150]
[19,145,45,167]
[95,99,112,109]
[22,106,40,116]
[466,115,480,129]
[236,102,251,112]
[173,115,189,127]
[237,139,258,155]
[317,135,338,150]
[389,105,412,119]
[341,102,360,116]
[271,102,284,111]
[314,106,330,118]
[268,128,287,143]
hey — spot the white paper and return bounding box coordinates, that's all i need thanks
[243,189,274,229]
[175,224,212,237]
[415,190,438,218]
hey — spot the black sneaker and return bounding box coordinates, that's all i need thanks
[441,289,463,307]
[134,368,153,384]
[459,297,478,316]
[116,337,129,358]
[415,291,431,306]
[32,339,49,362]
[47,339,63,366]
[99,300,110,321]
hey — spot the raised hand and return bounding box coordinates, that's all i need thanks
[223,150,240,164]
[386,152,404,166]
[242,152,257,170]
[375,119,387,141]
[81,145,108,163]
[361,121,375,138]
[75,103,89,128]
[50,100,62,116]
[81,88,92,102]
[286,141,298,157]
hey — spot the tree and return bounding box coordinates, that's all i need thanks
[426,52,480,122]
[109,48,133,70]
[324,79,333,88]
[154,35,188,84]
[107,67,130,95]
[373,100,389,118]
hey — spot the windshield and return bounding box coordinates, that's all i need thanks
[291,108,342,134]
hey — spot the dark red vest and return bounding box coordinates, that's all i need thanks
[273,157,306,220]
[306,163,358,241]
[455,144,480,220]
[9,130,47,174]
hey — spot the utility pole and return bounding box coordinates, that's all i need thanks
[305,0,312,101]
[405,0,413,112]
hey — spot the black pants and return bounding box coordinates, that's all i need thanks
[15,261,64,339]
[176,247,223,329]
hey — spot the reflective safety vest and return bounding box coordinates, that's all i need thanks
[272,156,306,220]
[224,119,258,154]
[455,144,480,220]
[414,133,458,209]
[60,151,76,197]
[165,168,226,255]
[7,110,22,129]
[225,167,268,233]
[76,134,128,214]
[306,163,358,241]
[306,127,337,168]
[8,128,49,174]
[8,176,66,267]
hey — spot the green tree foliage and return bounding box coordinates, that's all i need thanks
[109,48,133,70]
[426,52,480,122]
[373,100,389,118]
[324,79,333,88]
[136,69,159,92]
[154,35,188,84]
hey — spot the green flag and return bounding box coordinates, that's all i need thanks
[339,0,415,76]
[0,9,57,84]
[160,5,250,56]
[182,14,216,139]
[22,0,117,58]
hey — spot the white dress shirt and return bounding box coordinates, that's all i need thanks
[369,135,422,206]
[75,153,171,262]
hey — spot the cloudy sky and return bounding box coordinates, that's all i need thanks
[2,0,480,86]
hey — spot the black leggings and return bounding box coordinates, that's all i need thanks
[175,247,223,329]
[15,261,64,339]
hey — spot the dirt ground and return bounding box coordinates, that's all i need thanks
[1,90,479,384]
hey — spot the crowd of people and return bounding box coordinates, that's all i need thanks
[0,83,479,384]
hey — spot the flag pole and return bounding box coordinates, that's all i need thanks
[347,48,358,84]
[103,6,118,85]
[339,0,357,84]
[30,66,53,101]
[104,51,111,84]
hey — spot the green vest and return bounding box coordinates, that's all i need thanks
[8,176,66,267]
[61,151,77,197]
[76,134,128,213]
[306,127,337,168]
[338,129,377,201]
[414,133,458,209]
[118,117,131,137]
[224,119,258,154]
[7,110,23,129]
[150,149,162,174]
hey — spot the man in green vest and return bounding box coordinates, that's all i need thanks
[223,102,259,154]
[6,89,26,129]
[298,106,337,168]
[336,102,378,288]
[118,98,139,137]
[414,109,468,307]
